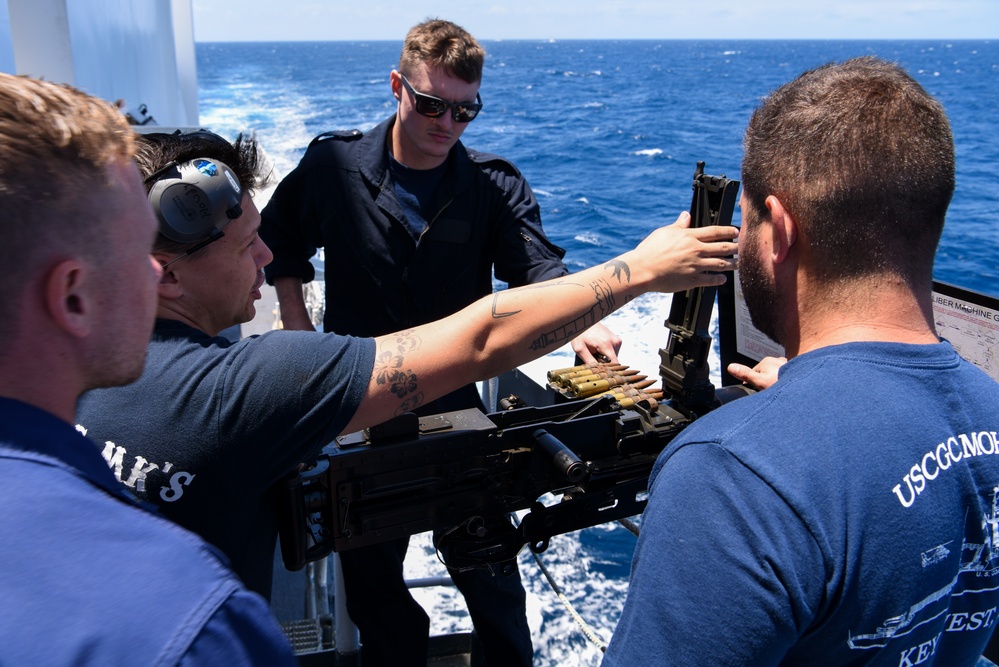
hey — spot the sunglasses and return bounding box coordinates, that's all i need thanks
[400,74,483,123]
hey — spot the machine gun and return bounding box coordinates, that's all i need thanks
[278,162,750,572]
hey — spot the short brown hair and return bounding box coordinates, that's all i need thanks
[0,74,135,338]
[399,18,485,84]
[741,56,954,288]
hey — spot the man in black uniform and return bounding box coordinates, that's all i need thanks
[260,19,623,667]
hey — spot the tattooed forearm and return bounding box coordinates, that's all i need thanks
[529,277,619,351]
[491,260,633,352]
[395,392,425,415]
[373,330,425,413]
[605,259,639,305]
[605,259,631,284]
[491,279,579,319]
[491,293,521,319]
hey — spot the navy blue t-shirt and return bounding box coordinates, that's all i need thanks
[604,341,999,666]
[76,319,375,598]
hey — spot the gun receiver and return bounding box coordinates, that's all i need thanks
[278,163,747,572]
[661,161,741,413]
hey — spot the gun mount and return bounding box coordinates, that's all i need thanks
[278,162,749,572]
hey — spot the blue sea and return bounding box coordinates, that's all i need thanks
[197,40,999,665]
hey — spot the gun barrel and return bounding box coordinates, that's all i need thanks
[532,428,588,483]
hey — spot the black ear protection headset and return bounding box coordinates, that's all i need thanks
[145,144,244,266]
[147,157,243,241]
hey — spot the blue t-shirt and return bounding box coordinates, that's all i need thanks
[76,319,375,598]
[0,397,295,665]
[604,341,999,666]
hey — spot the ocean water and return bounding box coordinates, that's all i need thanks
[197,40,999,665]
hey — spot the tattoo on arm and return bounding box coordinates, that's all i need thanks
[530,276,621,351]
[606,259,631,284]
[490,279,579,319]
[372,330,425,415]
[491,293,521,319]
[490,260,635,352]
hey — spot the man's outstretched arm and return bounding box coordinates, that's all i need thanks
[344,212,738,433]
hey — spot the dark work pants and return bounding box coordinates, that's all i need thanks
[338,534,533,667]
[451,555,533,667]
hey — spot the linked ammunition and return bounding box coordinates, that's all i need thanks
[594,379,658,396]
[614,396,659,410]
[560,368,640,386]
[547,363,626,384]
[547,361,615,376]
[604,386,662,400]
[572,375,649,398]
[606,392,663,406]
[558,364,628,380]
[551,368,629,387]
[569,374,646,392]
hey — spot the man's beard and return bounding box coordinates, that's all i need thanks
[738,225,783,345]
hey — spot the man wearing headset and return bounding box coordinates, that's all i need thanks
[75,121,738,665]
[258,19,622,666]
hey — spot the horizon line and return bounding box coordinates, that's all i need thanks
[194,36,997,44]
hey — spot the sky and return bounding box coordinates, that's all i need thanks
[192,0,998,42]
